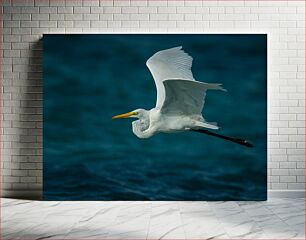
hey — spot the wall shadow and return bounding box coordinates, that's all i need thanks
[10,38,44,200]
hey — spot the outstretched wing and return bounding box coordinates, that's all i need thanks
[146,46,195,108]
[161,79,225,116]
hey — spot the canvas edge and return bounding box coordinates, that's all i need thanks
[1,190,304,200]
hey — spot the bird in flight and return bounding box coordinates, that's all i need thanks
[112,46,253,148]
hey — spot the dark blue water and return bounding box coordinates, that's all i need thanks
[43,34,267,200]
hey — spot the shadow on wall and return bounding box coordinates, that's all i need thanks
[6,39,43,200]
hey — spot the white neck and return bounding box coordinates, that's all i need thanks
[131,109,156,138]
[132,120,155,139]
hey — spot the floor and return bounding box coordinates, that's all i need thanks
[2,198,305,240]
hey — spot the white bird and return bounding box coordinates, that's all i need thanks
[112,46,253,147]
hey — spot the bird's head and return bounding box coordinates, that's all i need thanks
[112,109,151,138]
[112,109,147,120]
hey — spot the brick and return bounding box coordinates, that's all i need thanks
[269,162,279,169]
[185,14,202,21]
[12,170,28,177]
[185,0,202,6]
[121,7,138,13]
[90,7,104,13]
[251,21,279,28]
[12,0,34,7]
[58,21,73,28]
[158,7,176,14]
[138,6,157,13]
[176,20,194,28]
[150,14,167,21]
[65,0,82,6]
[21,6,39,13]
[3,176,20,183]
[35,0,49,6]
[139,20,157,28]
[20,176,37,183]
[268,176,279,183]
[83,0,99,6]
[32,14,50,21]
[279,114,296,121]
[121,20,139,28]
[108,1,127,7]
[74,7,90,14]
[289,169,305,176]
[12,28,31,35]
[158,20,176,28]
[3,21,19,28]
[195,7,209,14]
[83,13,99,20]
[210,21,234,28]
[177,7,196,14]
[148,0,167,6]
[74,21,90,28]
[4,35,21,43]
[218,1,243,6]
[104,6,121,13]
[280,176,296,183]
[90,21,107,28]
[251,6,279,14]
[288,183,305,189]
[289,121,305,128]
[4,6,21,13]
[280,162,296,169]
[168,14,184,21]
[12,183,28,189]
[130,14,149,21]
[297,162,305,168]
[57,6,73,14]
[279,49,297,57]
[65,14,83,20]
[99,0,113,6]
[272,183,287,189]
[289,135,305,142]
[219,14,243,21]
[2,169,11,177]
[272,169,289,176]
[99,14,113,20]
[21,20,39,27]
[297,176,305,183]
[49,14,64,20]
[114,14,129,21]
[234,7,251,13]
[12,13,31,20]
[28,170,42,177]
[279,128,297,135]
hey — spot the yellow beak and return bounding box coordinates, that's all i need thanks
[112,111,137,119]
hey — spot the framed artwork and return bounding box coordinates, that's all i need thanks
[43,34,267,200]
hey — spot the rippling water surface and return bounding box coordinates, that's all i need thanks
[43,34,267,200]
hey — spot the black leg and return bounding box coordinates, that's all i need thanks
[191,129,254,148]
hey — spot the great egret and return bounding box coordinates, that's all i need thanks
[112,46,253,148]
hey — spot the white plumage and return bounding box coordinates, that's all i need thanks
[112,46,226,138]
[146,46,195,108]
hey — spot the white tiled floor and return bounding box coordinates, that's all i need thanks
[1,198,305,239]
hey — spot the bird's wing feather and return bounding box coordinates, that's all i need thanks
[146,46,195,108]
[161,79,225,116]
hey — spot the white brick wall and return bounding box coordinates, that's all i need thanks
[1,0,305,198]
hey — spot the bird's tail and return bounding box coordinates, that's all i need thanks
[204,83,227,92]
[195,121,219,130]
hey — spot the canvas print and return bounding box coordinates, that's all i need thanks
[43,34,267,200]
